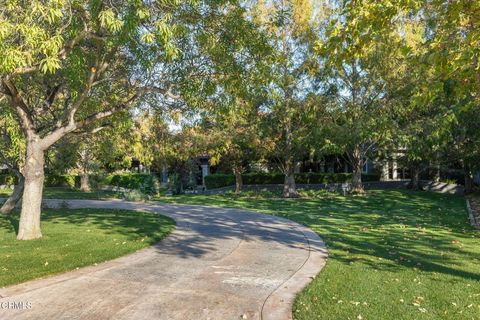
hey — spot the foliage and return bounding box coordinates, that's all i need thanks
[204,174,236,189]
[204,172,380,189]
[250,0,327,197]
[0,173,17,186]
[44,174,76,188]
[0,187,123,200]
[104,173,160,195]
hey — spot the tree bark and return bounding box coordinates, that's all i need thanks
[283,173,298,198]
[432,163,441,183]
[78,146,91,192]
[0,174,25,215]
[380,161,389,181]
[17,144,45,240]
[80,172,90,192]
[408,165,422,190]
[464,165,474,194]
[351,146,364,193]
[282,113,298,198]
[233,168,243,193]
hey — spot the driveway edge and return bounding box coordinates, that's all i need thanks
[261,222,328,320]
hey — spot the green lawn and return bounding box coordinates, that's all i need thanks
[0,187,124,200]
[0,208,175,287]
[158,189,480,320]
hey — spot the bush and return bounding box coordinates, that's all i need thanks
[362,173,381,182]
[103,173,160,195]
[123,189,148,202]
[440,170,464,185]
[243,172,284,184]
[294,172,352,184]
[204,174,235,189]
[44,174,76,188]
[204,172,381,189]
[0,174,17,186]
[73,174,103,189]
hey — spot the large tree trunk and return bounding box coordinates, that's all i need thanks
[408,164,422,190]
[0,174,25,215]
[464,165,474,194]
[283,173,298,198]
[77,146,91,192]
[283,157,298,198]
[380,161,389,181]
[351,146,364,193]
[233,168,243,193]
[17,144,45,240]
[80,172,90,192]
[432,163,441,183]
[282,116,298,198]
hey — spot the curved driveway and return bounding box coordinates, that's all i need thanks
[0,200,327,320]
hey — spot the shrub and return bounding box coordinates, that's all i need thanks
[103,173,160,195]
[243,172,284,184]
[295,172,352,183]
[204,173,235,189]
[362,173,381,182]
[0,174,17,186]
[204,172,380,189]
[73,174,103,189]
[440,178,458,185]
[44,174,76,188]
[123,189,147,202]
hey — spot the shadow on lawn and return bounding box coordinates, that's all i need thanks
[163,189,480,281]
[0,208,174,245]
[22,200,315,261]
[277,190,480,281]
[3,190,478,282]
[0,214,18,234]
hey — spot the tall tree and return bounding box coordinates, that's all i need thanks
[0,0,256,239]
[201,98,264,192]
[252,0,320,197]
[318,6,398,192]
[325,0,480,190]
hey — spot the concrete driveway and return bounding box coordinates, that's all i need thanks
[0,200,327,320]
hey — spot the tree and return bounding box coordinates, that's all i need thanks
[0,102,25,214]
[323,0,480,191]
[0,0,256,239]
[425,1,480,192]
[251,0,321,197]
[317,8,398,192]
[201,99,264,192]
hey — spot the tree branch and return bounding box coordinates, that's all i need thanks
[40,91,140,149]
[1,79,36,138]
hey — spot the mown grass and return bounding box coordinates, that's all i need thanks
[0,208,175,287]
[158,189,480,320]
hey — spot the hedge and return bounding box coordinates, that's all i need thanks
[204,172,380,189]
[1,173,79,188]
[1,172,160,194]
[204,174,236,189]
[103,173,160,195]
